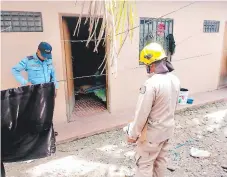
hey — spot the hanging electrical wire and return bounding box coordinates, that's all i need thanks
[41,1,197,83]
[60,1,198,82]
[66,2,196,44]
[66,1,196,78]
[56,49,226,83]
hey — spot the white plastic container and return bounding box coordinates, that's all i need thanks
[178,88,189,105]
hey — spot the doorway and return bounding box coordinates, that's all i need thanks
[61,16,108,121]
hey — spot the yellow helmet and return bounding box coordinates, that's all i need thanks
[139,42,167,65]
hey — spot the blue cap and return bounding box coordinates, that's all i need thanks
[38,42,52,59]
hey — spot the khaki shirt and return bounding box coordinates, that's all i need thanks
[129,73,180,143]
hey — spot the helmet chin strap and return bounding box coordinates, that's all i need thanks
[146,64,155,74]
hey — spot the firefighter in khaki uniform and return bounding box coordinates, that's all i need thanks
[125,42,180,177]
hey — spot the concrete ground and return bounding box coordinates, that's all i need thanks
[4,101,227,177]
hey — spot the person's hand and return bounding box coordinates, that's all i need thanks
[127,136,137,144]
[55,89,58,98]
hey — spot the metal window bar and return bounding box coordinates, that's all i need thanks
[1,11,43,32]
[139,17,174,64]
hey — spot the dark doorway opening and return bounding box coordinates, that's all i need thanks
[62,16,107,120]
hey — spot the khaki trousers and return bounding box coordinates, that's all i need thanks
[134,140,169,177]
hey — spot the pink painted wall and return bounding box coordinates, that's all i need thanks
[110,1,227,112]
[1,1,227,125]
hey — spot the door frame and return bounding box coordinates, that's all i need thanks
[218,21,227,89]
[59,13,111,122]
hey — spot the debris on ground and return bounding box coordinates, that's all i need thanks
[190,147,211,158]
[221,164,227,170]
[24,160,34,164]
[167,165,178,172]
[207,126,215,133]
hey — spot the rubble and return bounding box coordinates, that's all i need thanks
[207,127,215,133]
[190,147,211,158]
[24,160,34,164]
[167,165,179,172]
[221,165,227,170]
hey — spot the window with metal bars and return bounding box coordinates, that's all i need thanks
[203,20,220,33]
[139,18,174,64]
[1,11,43,32]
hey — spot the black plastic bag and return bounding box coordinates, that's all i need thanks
[1,83,56,162]
[1,162,5,177]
